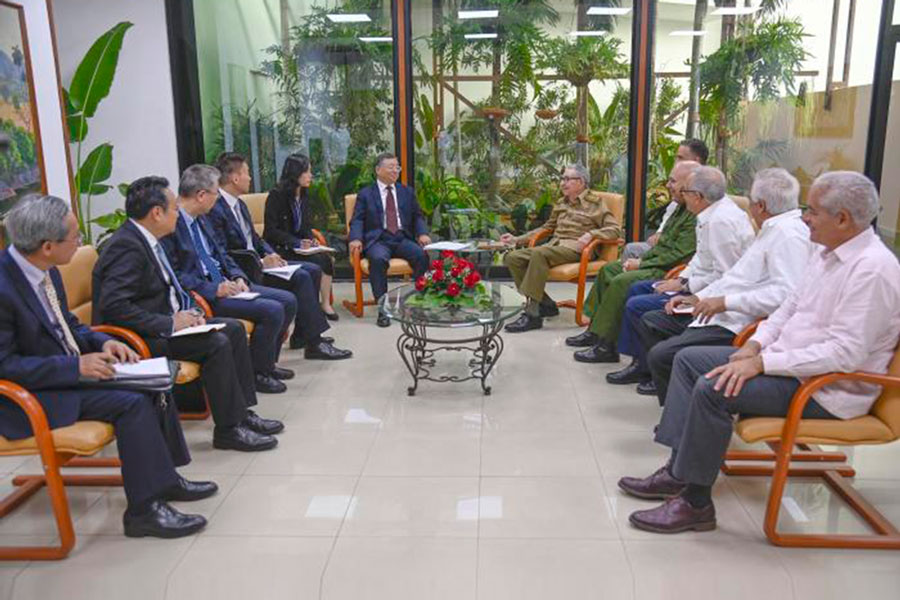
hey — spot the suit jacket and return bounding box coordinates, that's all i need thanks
[209,193,275,257]
[93,220,182,339]
[263,187,311,254]
[349,182,428,250]
[160,211,248,302]
[0,250,112,439]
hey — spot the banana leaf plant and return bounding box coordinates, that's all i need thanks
[63,21,132,243]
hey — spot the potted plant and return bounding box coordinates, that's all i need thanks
[534,86,564,120]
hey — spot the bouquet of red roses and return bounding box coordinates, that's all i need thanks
[407,251,489,308]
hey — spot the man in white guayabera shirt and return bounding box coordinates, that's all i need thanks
[617,170,900,535]
[636,168,812,406]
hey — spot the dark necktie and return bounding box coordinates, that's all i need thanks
[189,220,224,283]
[291,198,302,234]
[385,186,399,234]
[155,244,192,311]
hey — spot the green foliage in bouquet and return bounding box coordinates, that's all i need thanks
[406,251,491,309]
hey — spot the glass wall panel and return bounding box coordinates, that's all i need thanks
[193,0,395,247]
[879,42,900,252]
[410,0,633,241]
[652,0,882,230]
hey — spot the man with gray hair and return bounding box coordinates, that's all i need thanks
[620,171,900,535]
[0,195,212,538]
[631,167,811,405]
[161,164,300,397]
[502,163,621,332]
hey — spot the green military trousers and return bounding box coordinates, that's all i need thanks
[504,245,581,303]
[582,261,665,341]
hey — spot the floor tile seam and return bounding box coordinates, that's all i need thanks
[162,533,203,600]
[200,465,250,524]
[474,391,486,600]
[6,563,29,600]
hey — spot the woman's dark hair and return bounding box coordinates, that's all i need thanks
[126,176,170,219]
[275,153,311,197]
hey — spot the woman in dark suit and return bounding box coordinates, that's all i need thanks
[264,154,337,320]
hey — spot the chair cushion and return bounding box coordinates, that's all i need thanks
[735,415,896,445]
[176,361,201,385]
[360,258,413,277]
[0,421,115,457]
[238,319,255,335]
[546,260,607,282]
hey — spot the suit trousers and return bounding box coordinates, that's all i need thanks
[77,389,182,508]
[213,284,297,373]
[365,233,429,300]
[639,310,733,405]
[583,261,665,341]
[503,245,581,303]
[654,346,836,486]
[147,318,253,428]
[263,264,329,346]
[617,280,666,365]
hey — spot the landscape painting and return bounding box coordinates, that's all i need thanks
[0,1,42,219]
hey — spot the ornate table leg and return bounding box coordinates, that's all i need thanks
[473,322,505,395]
[396,322,428,396]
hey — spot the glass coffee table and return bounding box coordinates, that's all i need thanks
[380,282,525,396]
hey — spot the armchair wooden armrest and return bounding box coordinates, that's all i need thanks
[90,325,151,359]
[190,292,214,318]
[732,319,763,348]
[665,264,687,280]
[526,229,552,248]
[311,228,328,247]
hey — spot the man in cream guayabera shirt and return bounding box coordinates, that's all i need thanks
[617,171,900,535]
[635,168,812,405]
[502,163,621,333]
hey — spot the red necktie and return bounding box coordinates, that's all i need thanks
[385,186,399,234]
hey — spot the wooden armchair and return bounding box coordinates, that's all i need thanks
[723,320,900,549]
[342,193,413,317]
[524,192,625,326]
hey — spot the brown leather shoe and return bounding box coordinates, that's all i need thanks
[618,465,686,500]
[628,496,716,534]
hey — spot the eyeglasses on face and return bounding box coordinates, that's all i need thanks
[560,176,582,182]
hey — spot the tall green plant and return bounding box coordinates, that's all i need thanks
[64,21,132,244]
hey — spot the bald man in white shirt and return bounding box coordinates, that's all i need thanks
[618,171,900,535]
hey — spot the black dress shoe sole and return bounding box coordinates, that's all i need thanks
[606,373,651,385]
[617,480,684,501]
[636,384,658,396]
[246,422,285,435]
[304,350,353,360]
[255,382,287,394]
[573,352,619,364]
[213,437,279,452]
[376,318,391,328]
[505,323,543,333]
[123,518,207,539]
[628,513,717,534]
[565,336,599,348]
[162,486,219,503]
[271,370,295,380]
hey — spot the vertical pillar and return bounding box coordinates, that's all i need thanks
[392,0,415,186]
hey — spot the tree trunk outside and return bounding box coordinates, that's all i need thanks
[686,0,708,139]
[487,39,502,207]
[575,0,589,176]
[715,2,736,172]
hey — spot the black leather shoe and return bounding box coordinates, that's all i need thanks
[244,409,285,435]
[629,496,716,534]
[377,313,391,328]
[637,380,658,396]
[504,313,543,333]
[255,373,287,394]
[573,343,620,363]
[606,359,650,385]
[213,424,278,451]
[538,301,560,318]
[565,330,599,347]
[160,475,218,503]
[618,465,686,500]
[305,340,353,360]
[272,366,295,380]
[123,500,207,539]
[324,311,340,321]
[290,335,333,349]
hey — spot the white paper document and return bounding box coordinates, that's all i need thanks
[113,357,170,379]
[263,264,306,281]
[231,291,261,300]
[424,241,473,252]
[293,246,337,255]
[672,304,696,315]
[171,323,227,338]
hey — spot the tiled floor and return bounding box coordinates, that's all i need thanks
[1,282,899,599]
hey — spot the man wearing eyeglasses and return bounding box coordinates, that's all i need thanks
[349,152,431,328]
[502,163,621,333]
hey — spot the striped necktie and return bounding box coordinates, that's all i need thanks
[42,274,80,356]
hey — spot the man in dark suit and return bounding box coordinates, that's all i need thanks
[208,153,350,359]
[349,152,431,327]
[161,165,297,393]
[0,195,213,538]
[93,176,283,452]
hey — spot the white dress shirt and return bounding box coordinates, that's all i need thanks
[681,196,755,293]
[691,209,811,334]
[751,227,900,419]
[131,219,181,314]
[655,201,679,234]
[219,188,254,250]
[377,179,402,231]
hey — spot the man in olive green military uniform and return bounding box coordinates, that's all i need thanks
[503,163,622,333]
[565,160,699,356]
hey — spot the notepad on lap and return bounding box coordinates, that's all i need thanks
[113,357,171,380]
[231,291,260,300]
[171,323,227,337]
[293,246,337,255]
[263,264,305,280]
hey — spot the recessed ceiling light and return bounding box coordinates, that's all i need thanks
[670,30,707,37]
[458,9,499,19]
[569,31,605,37]
[359,36,393,43]
[464,32,498,40]
[326,13,371,23]
[586,7,632,16]
[712,6,760,16]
